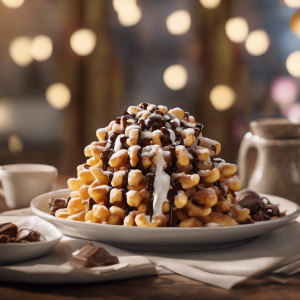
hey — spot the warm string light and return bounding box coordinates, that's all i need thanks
[9,35,53,66]
[9,36,33,66]
[163,65,188,90]
[286,51,300,77]
[113,0,142,27]
[113,0,137,13]
[245,30,270,56]
[225,17,249,43]
[8,135,23,153]
[46,83,71,109]
[1,0,24,9]
[30,35,53,61]
[210,85,236,111]
[70,29,97,56]
[166,10,191,35]
[199,0,221,9]
[284,0,300,8]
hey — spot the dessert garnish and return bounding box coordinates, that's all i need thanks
[0,223,18,238]
[69,243,119,269]
[16,228,43,242]
[0,222,43,243]
[51,103,286,227]
[237,191,285,222]
[49,198,69,215]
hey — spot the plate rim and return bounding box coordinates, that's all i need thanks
[30,189,300,231]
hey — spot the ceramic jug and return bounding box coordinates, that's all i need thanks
[238,119,300,204]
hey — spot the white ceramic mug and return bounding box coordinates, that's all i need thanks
[0,164,57,208]
[238,119,300,204]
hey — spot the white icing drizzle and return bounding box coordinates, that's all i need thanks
[165,122,171,129]
[152,148,170,218]
[174,118,180,126]
[114,134,125,152]
[168,129,176,143]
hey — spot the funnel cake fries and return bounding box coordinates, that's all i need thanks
[51,103,283,227]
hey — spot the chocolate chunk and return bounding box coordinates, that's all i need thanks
[49,198,68,215]
[237,191,262,214]
[70,243,119,269]
[0,234,10,243]
[16,228,42,242]
[237,190,281,222]
[0,222,18,238]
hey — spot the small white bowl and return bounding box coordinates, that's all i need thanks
[0,216,62,265]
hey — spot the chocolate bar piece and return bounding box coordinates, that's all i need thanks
[16,228,42,242]
[0,223,18,238]
[70,243,119,269]
[237,191,280,222]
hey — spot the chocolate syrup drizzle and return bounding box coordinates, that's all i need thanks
[145,173,155,218]
[211,157,227,199]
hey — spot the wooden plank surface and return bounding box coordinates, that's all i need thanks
[1,176,300,299]
[1,276,300,300]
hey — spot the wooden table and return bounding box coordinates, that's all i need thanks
[1,176,300,300]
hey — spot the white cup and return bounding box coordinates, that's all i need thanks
[0,164,57,208]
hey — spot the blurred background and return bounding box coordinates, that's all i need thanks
[0,0,300,177]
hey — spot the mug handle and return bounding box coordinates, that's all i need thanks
[237,132,259,189]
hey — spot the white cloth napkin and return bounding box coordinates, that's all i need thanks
[1,208,300,290]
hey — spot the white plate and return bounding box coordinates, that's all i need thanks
[31,189,300,252]
[0,216,62,264]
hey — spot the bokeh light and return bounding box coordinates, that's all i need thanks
[117,5,142,27]
[290,10,300,37]
[225,17,249,43]
[286,103,300,119]
[70,29,97,56]
[9,36,33,66]
[199,0,221,9]
[113,0,137,14]
[163,65,188,90]
[1,0,24,9]
[46,83,71,109]
[284,0,300,8]
[8,135,23,153]
[166,10,191,35]
[210,85,236,111]
[286,51,300,77]
[270,76,298,105]
[245,30,270,56]
[30,35,53,61]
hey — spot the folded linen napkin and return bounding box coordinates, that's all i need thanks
[1,208,300,289]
